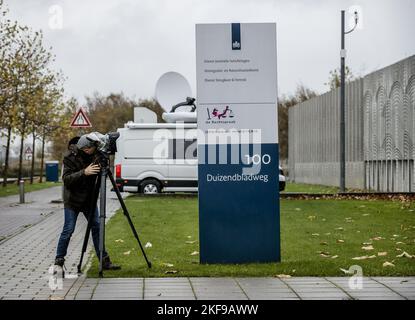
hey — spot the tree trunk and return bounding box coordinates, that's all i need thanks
[39,131,46,183]
[17,130,25,184]
[2,126,12,187]
[30,130,36,184]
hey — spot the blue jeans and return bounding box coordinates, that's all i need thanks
[56,207,107,259]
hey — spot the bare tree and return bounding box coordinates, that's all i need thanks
[0,1,25,186]
[13,28,56,183]
[325,66,354,90]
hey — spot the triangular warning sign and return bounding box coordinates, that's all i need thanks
[70,108,92,128]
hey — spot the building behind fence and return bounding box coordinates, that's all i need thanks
[288,55,415,192]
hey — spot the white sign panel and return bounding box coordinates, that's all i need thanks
[196,23,280,264]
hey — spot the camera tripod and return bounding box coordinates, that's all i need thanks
[77,152,151,277]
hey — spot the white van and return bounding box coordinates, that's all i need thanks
[114,122,198,194]
[114,122,286,194]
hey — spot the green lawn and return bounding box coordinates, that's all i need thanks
[0,181,62,197]
[88,196,415,277]
[283,182,340,194]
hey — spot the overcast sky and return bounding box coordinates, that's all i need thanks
[5,0,415,105]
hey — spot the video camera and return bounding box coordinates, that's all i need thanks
[85,132,120,155]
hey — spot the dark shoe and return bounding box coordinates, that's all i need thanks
[54,257,65,267]
[54,257,66,278]
[102,255,121,270]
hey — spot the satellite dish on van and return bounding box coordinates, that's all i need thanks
[155,72,197,123]
[155,72,192,111]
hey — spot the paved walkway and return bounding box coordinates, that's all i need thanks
[62,276,414,300]
[0,183,123,300]
[0,186,63,241]
[0,186,414,300]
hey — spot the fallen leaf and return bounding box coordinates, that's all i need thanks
[144,242,152,248]
[311,233,320,236]
[162,263,174,267]
[317,251,330,255]
[362,213,370,216]
[340,268,352,274]
[275,274,291,278]
[123,250,131,255]
[393,234,400,238]
[396,248,402,251]
[362,242,372,245]
[337,239,345,243]
[320,241,328,246]
[320,253,331,258]
[335,227,344,231]
[378,252,388,256]
[371,237,383,241]
[352,256,368,260]
[368,255,377,259]
[396,251,413,259]
[185,240,197,244]
[331,255,339,259]
[395,242,405,245]
[362,245,374,251]
[190,251,199,256]
[165,270,178,274]
[382,261,395,267]
[115,239,124,243]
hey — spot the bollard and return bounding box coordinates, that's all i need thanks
[19,179,25,203]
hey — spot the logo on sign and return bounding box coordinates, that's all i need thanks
[207,106,234,120]
[231,23,241,50]
[232,41,241,49]
[206,106,236,124]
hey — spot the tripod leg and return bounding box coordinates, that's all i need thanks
[107,170,152,268]
[98,168,107,278]
[77,175,100,274]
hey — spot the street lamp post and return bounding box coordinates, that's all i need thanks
[340,10,358,193]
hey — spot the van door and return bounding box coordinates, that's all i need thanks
[167,137,198,187]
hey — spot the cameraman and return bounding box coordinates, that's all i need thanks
[54,134,120,271]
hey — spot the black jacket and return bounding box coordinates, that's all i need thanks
[62,146,99,212]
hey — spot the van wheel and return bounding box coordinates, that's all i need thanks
[141,180,161,194]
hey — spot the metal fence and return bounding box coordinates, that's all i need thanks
[288,55,415,192]
[363,56,415,192]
